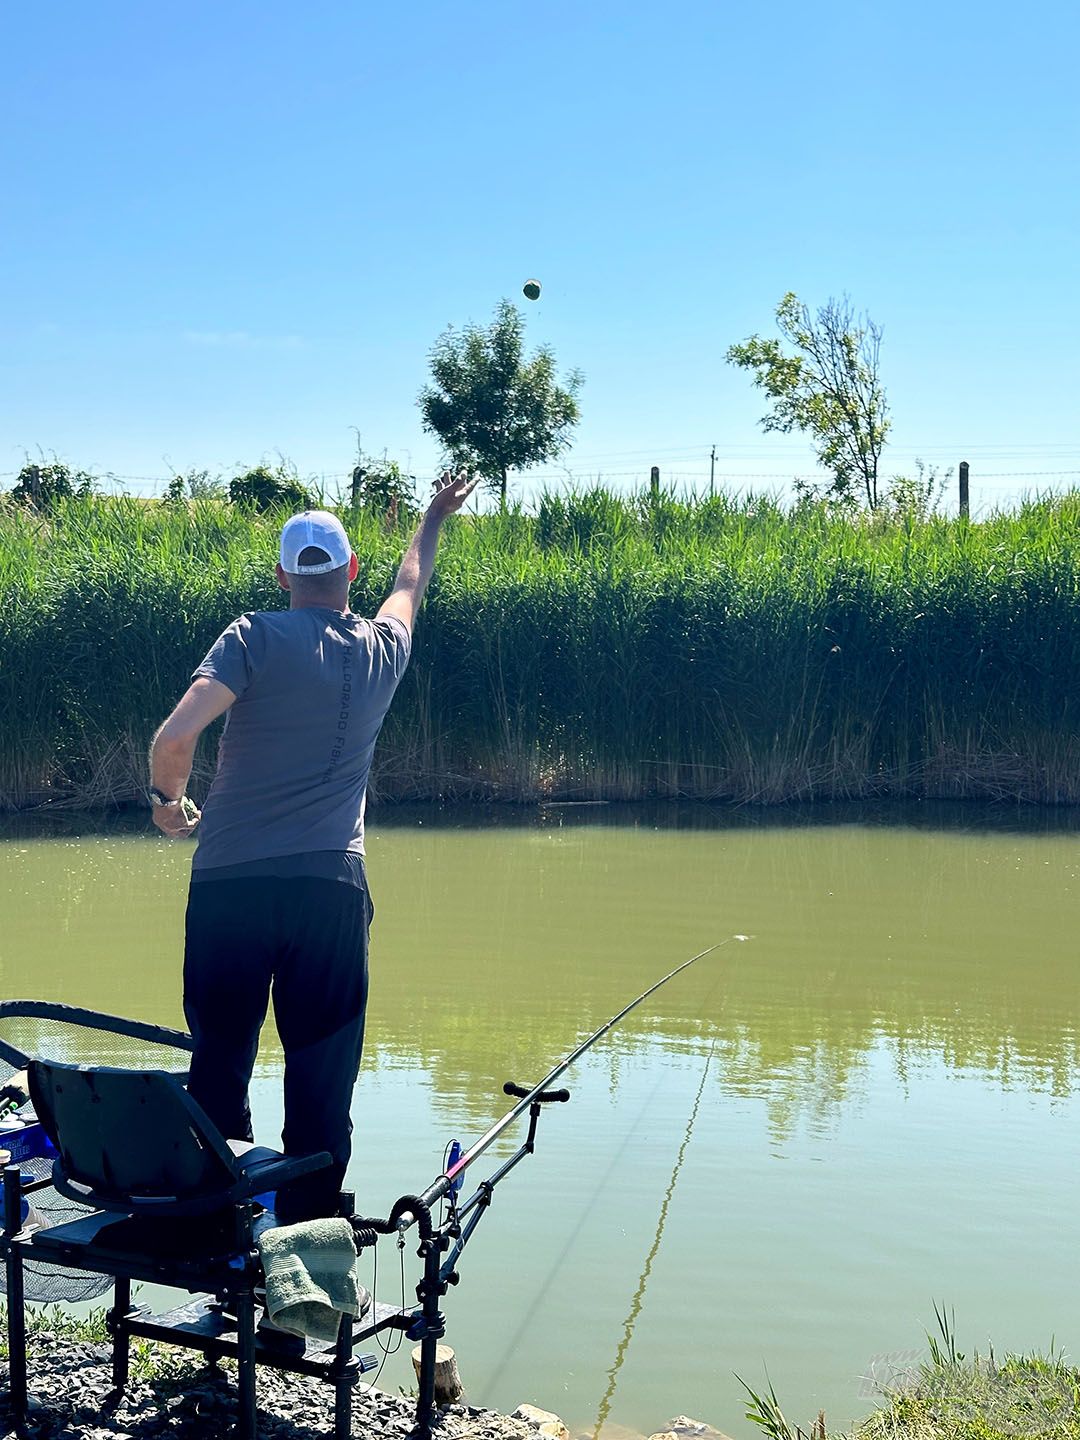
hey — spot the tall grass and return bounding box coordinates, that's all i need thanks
[739,1310,1080,1440]
[1,488,1078,809]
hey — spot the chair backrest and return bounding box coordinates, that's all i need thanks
[28,1060,240,1208]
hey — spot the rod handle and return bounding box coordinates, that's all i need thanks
[502,1081,571,1103]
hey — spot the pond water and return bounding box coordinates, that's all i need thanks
[1,803,1079,1438]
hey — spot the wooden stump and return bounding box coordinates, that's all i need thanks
[412,1343,464,1406]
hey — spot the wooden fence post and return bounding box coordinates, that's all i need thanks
[958,461,969,518]
[650,466,660,501]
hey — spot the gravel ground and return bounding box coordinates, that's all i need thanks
[0,1333,543,1440]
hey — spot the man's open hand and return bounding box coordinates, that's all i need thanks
[428,469,479,519]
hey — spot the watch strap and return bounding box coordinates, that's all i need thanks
[148,787,182,808]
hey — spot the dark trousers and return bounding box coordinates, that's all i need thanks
[183,874,372,1224]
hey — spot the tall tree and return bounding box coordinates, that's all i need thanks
[419,300,582,504]
[727,293,890,509]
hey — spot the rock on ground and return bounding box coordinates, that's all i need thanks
[0,1336,548,1440]
[647,1418,731,1440]
[510,1405,570,1440]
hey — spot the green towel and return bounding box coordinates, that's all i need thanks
[257,1217,361,1343]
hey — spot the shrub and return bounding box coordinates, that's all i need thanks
[228,464,314,513]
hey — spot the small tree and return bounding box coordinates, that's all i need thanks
[9,460,96,511]
[419,300,582,504]
[228,463,313,513]
[163,468,225,505]
[727,293,890,509]
[349,456,418,517]
[886,459,952,518]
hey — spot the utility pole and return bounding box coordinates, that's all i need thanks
[959,461,970,519]
[709,444,716,497]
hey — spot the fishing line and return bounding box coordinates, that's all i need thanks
[591,1031,721,1439]
[589,949,742,1435]
[483,1070,669,1390]
[479,937,749,1398]
[360,1103,466,1392]
[359,1227,409,1397]
[378,935,747,1438]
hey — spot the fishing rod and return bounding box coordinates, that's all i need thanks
[409,937,742,1220]
[364,935,748,1440]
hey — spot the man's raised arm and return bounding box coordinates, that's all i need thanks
[377,469,478,633]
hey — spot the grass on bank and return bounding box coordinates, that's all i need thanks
[740,1310,1080,1440]
[4,1304,1078,1440]
[0,1300,200,1384]
[1,487,1079,809]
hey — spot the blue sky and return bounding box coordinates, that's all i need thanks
[3,0,1078,511]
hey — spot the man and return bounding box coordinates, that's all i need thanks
[149,470,477,1223]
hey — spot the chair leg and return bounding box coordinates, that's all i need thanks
[3,1166,28,1434]
[235,1287,258,1440]
[107,1275,131,1391]
[333,1312,355,1440]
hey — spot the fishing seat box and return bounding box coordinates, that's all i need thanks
[1,1058,400,1440]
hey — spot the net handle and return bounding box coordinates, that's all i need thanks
[0,1000,194,1069]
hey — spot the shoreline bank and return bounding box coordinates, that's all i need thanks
[0,1314,717,1440]
[5,1312,1078,1440]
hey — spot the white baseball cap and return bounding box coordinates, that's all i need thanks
[279,510,352,575]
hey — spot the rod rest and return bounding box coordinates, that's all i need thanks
[351,1192,434,1244]
[502,1082,571,1103]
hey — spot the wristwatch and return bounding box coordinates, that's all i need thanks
[148,787,182,808]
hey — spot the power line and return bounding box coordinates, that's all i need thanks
[966,469,1080,480]
[4,452,1079,487]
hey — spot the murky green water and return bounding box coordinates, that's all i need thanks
[2,804,1079,1438]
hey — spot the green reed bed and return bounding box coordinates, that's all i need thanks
[1,489,1078,809]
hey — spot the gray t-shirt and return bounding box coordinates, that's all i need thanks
[190,607,410,871]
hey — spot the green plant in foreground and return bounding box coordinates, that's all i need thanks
[0,1300,109,1357]
[741,1313,1080,1440]
[861,1346,1080,1440]
[739,1370,823,1440]
[0,1301,211,1382]
[927,1302,965,1369]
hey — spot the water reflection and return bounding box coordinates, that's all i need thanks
[2,804,1079,1116]
[591,1039,718,1438]
[1,802,1078,1433]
